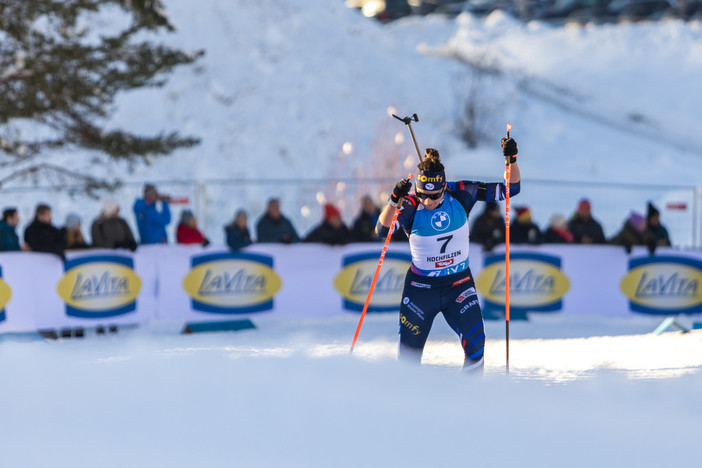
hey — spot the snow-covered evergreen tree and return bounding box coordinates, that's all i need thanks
[0,0,203,195]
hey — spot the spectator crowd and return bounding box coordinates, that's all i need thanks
[470,198,671,254]
[0,182,674,259]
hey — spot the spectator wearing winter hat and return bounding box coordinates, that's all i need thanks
[644,201,671,248]
[510,205,541,245]
[350,195,381,242]
[24,203,65,260]
[542,214,574,244]
[61,212,90,250]
[91,200,138,251]
[133,182,171,244]
[470,201,505,251]
[303,203,352,245]
[256,198,300,244]
[225,209,253,251]
[568,198,606,244]
[0,208,29,252]
[176,209,210,246]
[608,210,657,254]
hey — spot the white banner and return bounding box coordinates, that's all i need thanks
[1,243,701,334]
[476,245,702,318]
[153,243,413,322]
[0,252,62,333]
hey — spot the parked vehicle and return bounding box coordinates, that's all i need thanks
[409,0,472,16]
[610,0,677,22]
[345,0,413,22]
[461,0,518,16]
[535,0,616,24]
[345,0,702,23]
[677,0,702,20]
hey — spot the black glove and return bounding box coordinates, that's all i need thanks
[501,137,518,163]
[390,178,412,205]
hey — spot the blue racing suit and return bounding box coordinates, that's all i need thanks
[377,179,520,372]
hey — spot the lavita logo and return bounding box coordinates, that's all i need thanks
[0,266,11,322]
[334,252,411,312]
[183,252,282,314]
[476,252,570,313]
[620,256,702,314]
[57,255,141,318]
[198,269,266,296]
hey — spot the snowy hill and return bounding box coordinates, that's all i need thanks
[4,0,702,243]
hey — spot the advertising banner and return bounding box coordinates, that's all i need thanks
[0,252,63,333]
[58,254,141,318]
[334,251,411,312]
[620,255,702,315]
[1,243,701,335]
[183,251,282,314]
[55,249,154,328]
[477,251,570,314]
[0,266,9,323]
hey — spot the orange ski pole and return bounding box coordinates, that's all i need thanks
[504,123,512,374]
[350,174,413,353]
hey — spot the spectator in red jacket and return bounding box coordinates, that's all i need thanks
[303,203,351,245]
[176,209,210,246]
[542,214,573,244]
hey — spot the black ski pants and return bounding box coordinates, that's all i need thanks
[398,268,485,373]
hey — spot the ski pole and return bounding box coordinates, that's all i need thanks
[350,174,413,353]
[504,123,512,375]
[392,113,423,162]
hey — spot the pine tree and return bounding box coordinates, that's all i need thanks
[0,0,203,195]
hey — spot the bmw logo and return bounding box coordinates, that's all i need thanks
[431,211,450,231]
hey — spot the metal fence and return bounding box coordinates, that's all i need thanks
[1,176,700,248]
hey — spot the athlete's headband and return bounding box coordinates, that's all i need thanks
[416,170,446,192]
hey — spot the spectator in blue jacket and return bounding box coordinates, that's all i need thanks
[225,209,253,251]
[133,183,171,244]
[256,198,299,244]
[0,207,27,251]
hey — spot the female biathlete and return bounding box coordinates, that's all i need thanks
[376,138,520,373]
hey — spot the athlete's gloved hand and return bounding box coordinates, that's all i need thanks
[501,137,518,163]
[390,178,412,205]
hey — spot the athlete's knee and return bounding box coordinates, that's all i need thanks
[461,324,485,358]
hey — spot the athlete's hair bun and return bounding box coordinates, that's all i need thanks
[419,148,444,172]
[424,148,440,161]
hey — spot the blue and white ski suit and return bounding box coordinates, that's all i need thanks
[377,179,520,372]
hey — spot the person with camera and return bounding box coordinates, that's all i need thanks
[376,138,521,374]
[133,183,172,245]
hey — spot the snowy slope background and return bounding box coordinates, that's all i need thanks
[2,2,702,466]
[2,0,701,245]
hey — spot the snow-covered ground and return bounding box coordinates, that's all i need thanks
[1,313,700,467]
